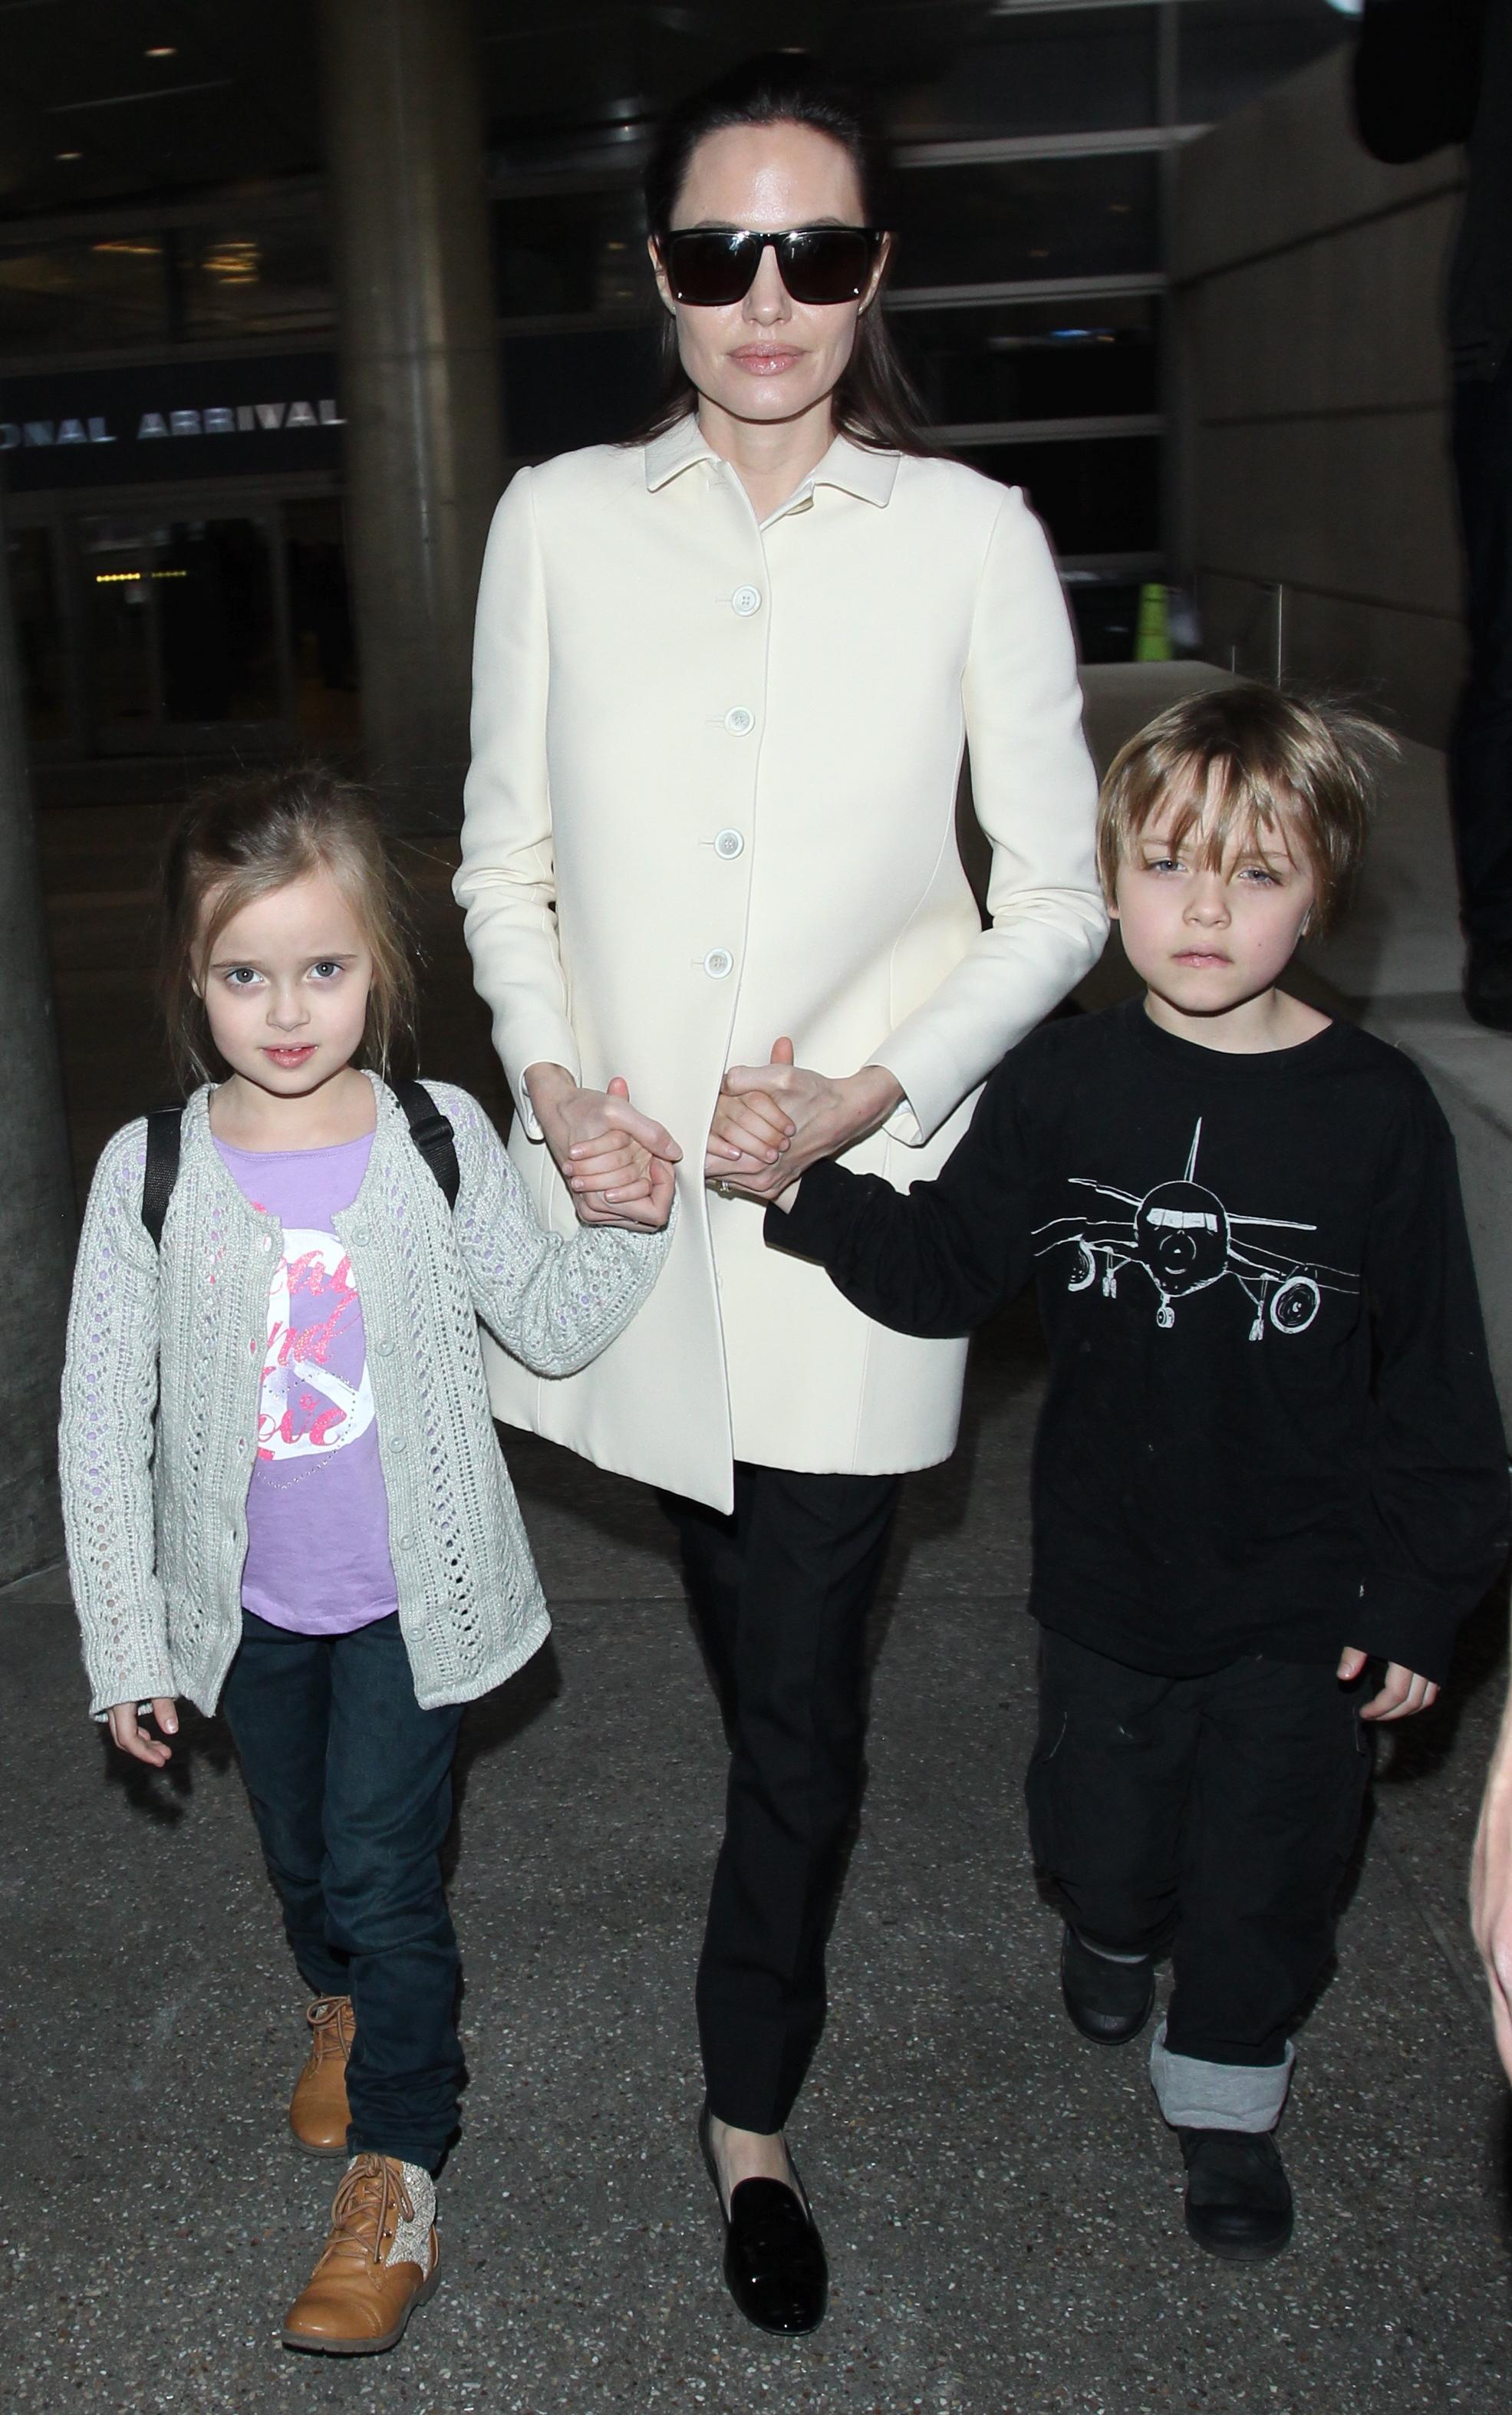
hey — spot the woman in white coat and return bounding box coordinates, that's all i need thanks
[456,56,1106,2332]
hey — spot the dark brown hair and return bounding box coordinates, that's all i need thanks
[160,764,417,1092]
[634,52,928,455]
[1097,683,1392,934]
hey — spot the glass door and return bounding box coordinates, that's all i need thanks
[78,509,291,753]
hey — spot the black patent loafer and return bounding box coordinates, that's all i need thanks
[1060,1927,1156,2045]
[1178,2127,1293,2261]
[698,2106,828,2334]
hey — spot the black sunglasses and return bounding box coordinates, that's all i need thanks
[660,225,887,308]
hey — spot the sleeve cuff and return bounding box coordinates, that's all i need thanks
[865,1028,965,1148]
[1351,1585,1460,1688]
[763,1158,859,1265]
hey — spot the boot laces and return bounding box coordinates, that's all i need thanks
[305,1995,354,2062]
[315,2154,413,2274]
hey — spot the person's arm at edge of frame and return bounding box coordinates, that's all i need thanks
[762,1051,1034,1339]
[1472,1662,1512,2081]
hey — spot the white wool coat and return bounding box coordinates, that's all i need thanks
[455,419,1106,1513]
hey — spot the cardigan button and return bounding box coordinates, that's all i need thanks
[703,948,733,980]
[730,585,761,616]
[723,706,754,735]
[714,828,745,860]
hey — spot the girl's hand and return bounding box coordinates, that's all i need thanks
[525,1065,682,1230]
[107,1697,179,1768]
[709,1039,904,1201]
[1336,1646,1439,1721]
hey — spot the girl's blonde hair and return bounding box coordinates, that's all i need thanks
[160,765,417,1092]
[1097,683,1394,934]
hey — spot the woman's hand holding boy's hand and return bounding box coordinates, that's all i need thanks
[707,1039,904,1198]
[1336,1646,1439,1720]
[527,1064,682,1231]
[107,1697,178,1767]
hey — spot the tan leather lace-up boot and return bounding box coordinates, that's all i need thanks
[282,2153,440,2355]
[288,1996,354,2156]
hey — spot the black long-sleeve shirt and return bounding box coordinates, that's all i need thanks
[769,1001,1510,1683]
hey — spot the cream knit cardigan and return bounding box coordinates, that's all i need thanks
[59,1073,670,1718]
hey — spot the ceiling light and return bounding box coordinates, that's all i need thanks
[55,150,82,162]
[145,44,177,58]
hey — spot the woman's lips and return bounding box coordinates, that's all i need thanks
[730,346,804,375]
[264,1044,317,1067]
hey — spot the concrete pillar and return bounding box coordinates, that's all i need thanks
[0,498,76,1583]
[318,0,504,826]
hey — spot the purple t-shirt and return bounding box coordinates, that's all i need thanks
[216,1130,398,1636]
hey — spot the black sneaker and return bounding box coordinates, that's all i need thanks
[1059,1926,1156,2045]
[1464,940,1512,1032]
[1178,2127,1293,2261]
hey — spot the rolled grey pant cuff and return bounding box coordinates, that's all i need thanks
[1148,2019,1294,2133]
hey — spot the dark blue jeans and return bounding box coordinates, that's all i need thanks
[221,1609,465,2172]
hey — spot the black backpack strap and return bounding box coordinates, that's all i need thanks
[140,1105,185,1250]
[390,1078,460,1211]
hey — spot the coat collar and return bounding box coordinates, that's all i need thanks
[643,415,899,510]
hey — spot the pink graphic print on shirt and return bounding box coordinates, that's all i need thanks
[254,1222,374,1462]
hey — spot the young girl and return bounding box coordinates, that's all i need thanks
[58,767,674,2357]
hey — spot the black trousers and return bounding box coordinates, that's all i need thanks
[222,1609,466,2173]
[1025,1629,1370,2070]
[660,1464,901,2133]
[1451,352,1512,948]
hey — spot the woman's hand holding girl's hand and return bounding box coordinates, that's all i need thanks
[707,1039,904,1200]
[107,1697,178,1767]
[526,1064,682,1231]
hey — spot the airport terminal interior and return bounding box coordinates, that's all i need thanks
[3,4,1510,2409]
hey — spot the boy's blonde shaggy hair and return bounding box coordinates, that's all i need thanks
[1097,683,1392,934]
[160,764,417,1093]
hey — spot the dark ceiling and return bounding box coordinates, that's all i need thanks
[0,0,992,225]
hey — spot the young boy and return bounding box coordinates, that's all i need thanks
[763,684,1510,2260]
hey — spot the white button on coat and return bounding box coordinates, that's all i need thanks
[731,585,762,616]
[714,829,745,859]
[703,948,733,979]
[723,706,754,735]
[459,420,1105,1512]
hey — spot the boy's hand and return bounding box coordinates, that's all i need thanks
[1336,1646,1439,1720]
[107,1697,178,1767]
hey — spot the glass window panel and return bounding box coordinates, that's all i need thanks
[1069,578,1147,665]
[175,220,333,339]
[891,297,1158,426]
[503,323,664,454]
[7,526,68,742]
[0,235,169,353]
[894,156,1160,289]
[285,497,360,755]
[492,188,652,318]
[82,520,157,734]
[961,435,1161,555]
[156,519,278,723]
[1179,1,1354,125]
[888,8,1159,142]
